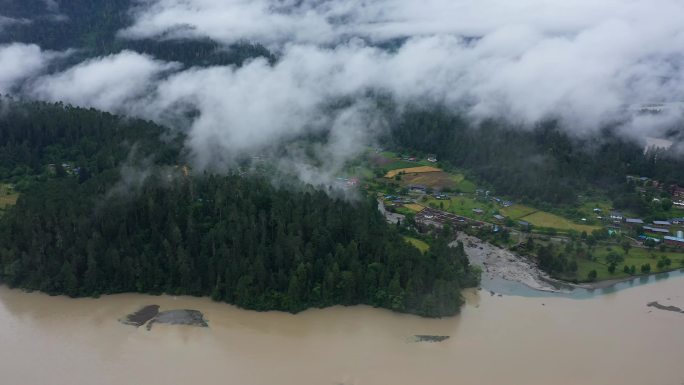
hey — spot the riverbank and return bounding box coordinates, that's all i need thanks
[457,233,684,294]
[454,233,561,292]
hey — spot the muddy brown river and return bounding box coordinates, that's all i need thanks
[0,276,683,385]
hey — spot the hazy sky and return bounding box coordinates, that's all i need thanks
[1,0,683,176]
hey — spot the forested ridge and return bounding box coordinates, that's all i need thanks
[0,98,182,183]
[391,108,684,206]
[0,100,479,317]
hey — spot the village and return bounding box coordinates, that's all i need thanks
[360,149,684,284]
[3,147,684,285]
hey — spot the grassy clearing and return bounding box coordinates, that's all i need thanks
[425,195,496,218]
[573,259,610,280]
[520,211,599,233]
[383,160,423,171]
[457,179,477,193]
[0,184,19,210]
[395,168,476,193]
[669,206,684,218]
[347,165,374,179]
[395,207,415,216]
[563,245,684,282]
[404,236,430,253]
[372,151,432,171]
[500,204,537,219]
[594,246,684,264]
[385,166,442,178]
[577,200,613,219]
[400,172,458,190]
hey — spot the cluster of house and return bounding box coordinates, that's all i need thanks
[609,211,684,247]
[398,154,438,163]
[641,229,684,247]
[415,207,484,229]
[383,194,413,206]
[626,175,652,184]
[409,185,427,193]
[626,175,684,208]
[475,190,513,207]
[47,163,81,177]
[334,177,360,189]
[673,186,684,208]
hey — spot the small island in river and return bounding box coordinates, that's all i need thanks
[120,305,209,330]
[413,335,450,343]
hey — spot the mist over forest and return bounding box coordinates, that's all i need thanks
[1,0,683,185]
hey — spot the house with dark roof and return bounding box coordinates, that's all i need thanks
[664,236,684,248]
[670,217,684,225]
[643,226,669,234]
[610,211,623,222]
[652,220,671,228]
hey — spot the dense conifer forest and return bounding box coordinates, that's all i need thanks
[0,99,479,317]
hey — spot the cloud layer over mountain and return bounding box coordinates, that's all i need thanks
[1,0,684,176]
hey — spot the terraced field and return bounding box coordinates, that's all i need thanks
[385,166,442,178]
[400,172,459,190]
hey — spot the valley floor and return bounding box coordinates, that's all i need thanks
[454,234,560,292]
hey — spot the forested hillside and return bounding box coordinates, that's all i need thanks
[0,100,479,317]
[4,0,682,211]
[0,98,182,184]
[391,108,684,206]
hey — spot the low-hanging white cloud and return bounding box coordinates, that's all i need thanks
[121,0,684,47]
[3,0,684,182]
[0,43,56,94]
[29,50,180,112]
[118,0,684,129]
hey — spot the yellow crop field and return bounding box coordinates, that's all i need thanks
[404,204,425,212]
[385,166,442,178]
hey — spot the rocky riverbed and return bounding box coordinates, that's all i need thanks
[454,234,561,292]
